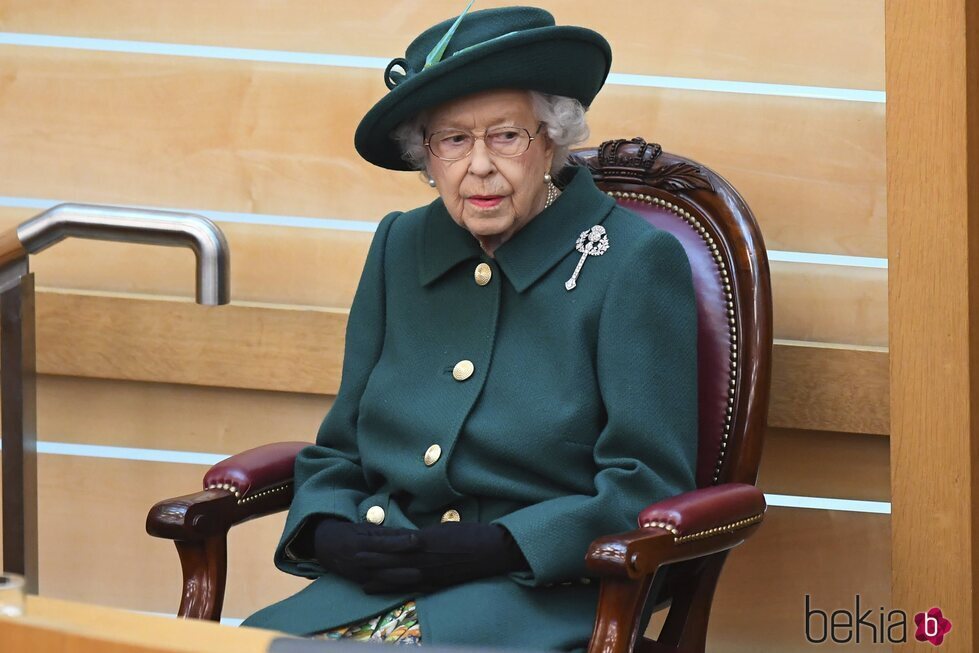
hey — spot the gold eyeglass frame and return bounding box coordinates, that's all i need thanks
[424,123,545,161]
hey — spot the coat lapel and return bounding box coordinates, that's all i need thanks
[417,166,616,292]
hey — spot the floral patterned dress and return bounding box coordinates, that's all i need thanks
[315,600,422,645]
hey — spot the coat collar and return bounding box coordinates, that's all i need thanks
[418,167,616,292]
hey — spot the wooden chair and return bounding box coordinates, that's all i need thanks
[147,137,773,653]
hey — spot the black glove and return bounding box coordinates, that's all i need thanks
[313,518,421,585]
[353,522,529,594]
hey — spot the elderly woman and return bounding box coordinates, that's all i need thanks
[243,6,698,651]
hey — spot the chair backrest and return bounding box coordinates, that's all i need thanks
[566,138,772,488]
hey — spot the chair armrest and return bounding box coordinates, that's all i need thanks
[203,441,308,500]
[146,441,308,541]
[586,483,766,579]
[145,441,308,620]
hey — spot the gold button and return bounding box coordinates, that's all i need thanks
[474,263,492,286]
[452,360,474,381]
[424,444,442,466]
[441,509,461,523]
[366,505,385,524]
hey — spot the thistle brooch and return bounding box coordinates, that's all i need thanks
[565,225,610,291]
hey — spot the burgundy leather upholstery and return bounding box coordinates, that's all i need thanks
[616,200,732,488]
[202,441,308,499]
[637,483,765,537]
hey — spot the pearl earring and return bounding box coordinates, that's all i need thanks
[544,173,552,183]
[428,177,437,188]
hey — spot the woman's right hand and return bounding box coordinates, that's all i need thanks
[313,518,421,586]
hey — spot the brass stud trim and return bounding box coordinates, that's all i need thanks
[239,482,292,504]
[641,519,679,536]
[640,512,764,543]
[610,190,737,484]
[208,480,294,504]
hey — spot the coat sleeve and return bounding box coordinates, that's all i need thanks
[492,228,699,586]
[272,211,401,578]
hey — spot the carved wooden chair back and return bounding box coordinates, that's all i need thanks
[566,138,772,490]
[569,139,773,652]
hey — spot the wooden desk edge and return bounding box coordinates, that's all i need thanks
[0,595,288,653]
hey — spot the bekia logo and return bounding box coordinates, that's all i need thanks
[805,595,952,646]
[914,607,952,647]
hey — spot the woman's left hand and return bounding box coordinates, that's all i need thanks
[354,522,528,594]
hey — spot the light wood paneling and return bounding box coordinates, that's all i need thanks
[694,507,889,652]
[35,385,893,499]
[0,455,308,618]
[37,375,331,454]
[0,454,890,642]
[769,340,888,436]
[28,290,887,435]
[594,89,886,260]
[34,290,348,395]
[0,0,885,90]
[0,207,889,345]
[886,0,979,648]
[0,46,886,258]
[770,262,887,346]
[757,428,890,501]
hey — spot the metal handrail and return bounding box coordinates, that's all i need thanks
[0,203,231,592]
[15,203,230,305]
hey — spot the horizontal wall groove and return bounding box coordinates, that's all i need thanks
[1,439,892,514]
[0,32,886,103]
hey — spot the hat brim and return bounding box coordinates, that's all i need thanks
[354,26,612,171]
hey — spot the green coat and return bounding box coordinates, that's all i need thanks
[242,167,698,651]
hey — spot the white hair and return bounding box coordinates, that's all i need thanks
[390,91,590,176]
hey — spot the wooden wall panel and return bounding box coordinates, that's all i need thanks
[26,291,886,436]
[0,206,889,346]
[0,455,309,617]
[34,291,349,395]
[594,88,886,259]
[36,382,894,488]
[886,0,979,647]
[0,0,885,90]
[758,428,890,501]
[37,375,331,454]
[36,380,894,503]
[693,507,889,652]
[1,456,891,643]
[0,46,886,258]
[769,341,888,436]
[770,262,887,346]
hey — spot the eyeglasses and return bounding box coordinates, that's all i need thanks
[424,124,543,161]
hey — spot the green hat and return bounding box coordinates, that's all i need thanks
[354,5,612,170]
